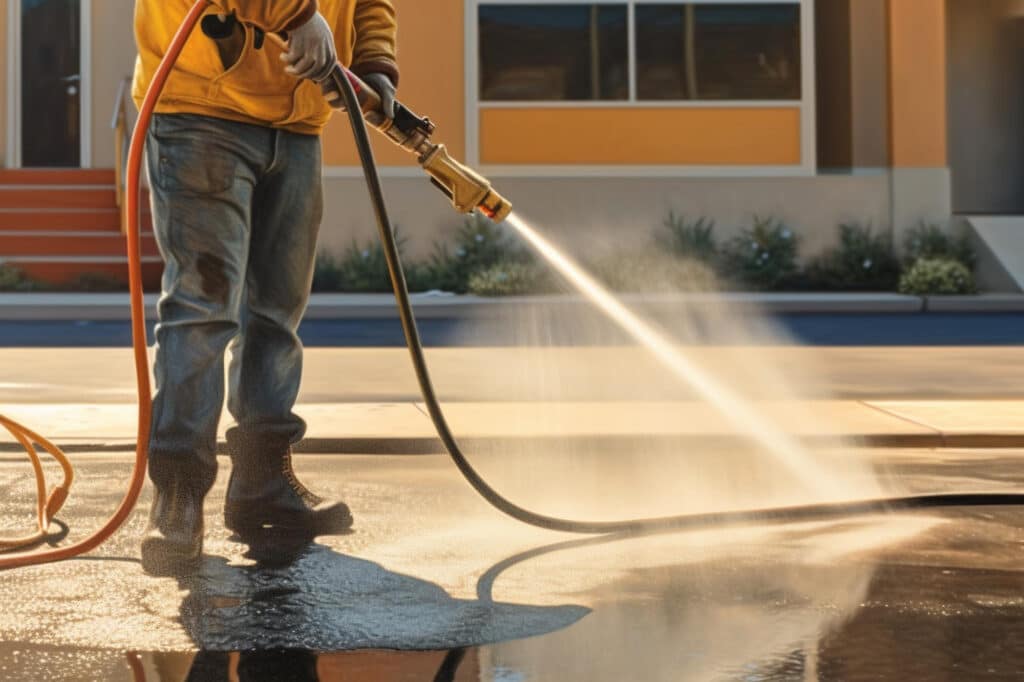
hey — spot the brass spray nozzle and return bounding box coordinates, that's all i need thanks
[419,145,512,223]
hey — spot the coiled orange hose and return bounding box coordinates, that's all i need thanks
[0,0,210,571]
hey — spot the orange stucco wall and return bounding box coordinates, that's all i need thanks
[887,0,947,167]
[479,107,802,166]
[322,0,465,167]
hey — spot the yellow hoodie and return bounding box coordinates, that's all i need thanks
[132,0,399,135]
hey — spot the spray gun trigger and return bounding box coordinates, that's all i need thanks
[429,177,454,201]
[393,103,435,137]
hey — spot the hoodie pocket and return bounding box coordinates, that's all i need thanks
[211,28,296,123]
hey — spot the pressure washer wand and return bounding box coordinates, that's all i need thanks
[264,32,512,223]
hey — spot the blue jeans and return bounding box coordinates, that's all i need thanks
[146,114,322,495]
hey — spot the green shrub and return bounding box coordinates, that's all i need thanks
[805,222,900,291]
[0,264,26,291]
[658,213,718,263]
[902,222,975,269]
[898,258,975,295]
[0,264,45,292]
[467,261,555,296]
[68,272,126,292]
[315,242,392,293]
[312,228,423,293]
[421,214,532,293]
[720,216,800,290]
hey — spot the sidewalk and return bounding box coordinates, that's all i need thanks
[2,399,1023,454]
[3,292,1024,320]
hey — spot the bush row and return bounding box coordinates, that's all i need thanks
[313,215,978,296]
[658,215,976,295]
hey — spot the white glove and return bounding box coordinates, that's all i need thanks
[280,12,337,82]
[361,73,397,120]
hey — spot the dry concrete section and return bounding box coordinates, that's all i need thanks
[5,397,1024,452]
[2,347,1024,405]
[1,448,1023,680]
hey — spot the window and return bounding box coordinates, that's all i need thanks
[479,5,629,101]
[478,2,802,103]
[636,4,801,100]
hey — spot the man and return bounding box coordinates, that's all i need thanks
[132,0,399,575]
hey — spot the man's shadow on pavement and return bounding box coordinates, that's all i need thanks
[174,537,589,654]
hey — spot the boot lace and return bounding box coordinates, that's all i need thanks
[282,450,323,507]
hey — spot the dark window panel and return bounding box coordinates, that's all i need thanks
[636,3,802,101]
[479,4,629,101]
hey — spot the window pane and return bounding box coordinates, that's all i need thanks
[636,3,801,101]
[480,5,628,101]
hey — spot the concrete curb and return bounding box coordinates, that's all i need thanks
[0,291,940,320]
[3,432,1023,457]
[924,294,1024,313]
[4,293,1023,322]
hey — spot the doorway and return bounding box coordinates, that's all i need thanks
[946,0,1024,214]
[8,0,88,168]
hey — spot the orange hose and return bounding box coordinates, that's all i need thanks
[0,415,74,551]
[0,0,210,570]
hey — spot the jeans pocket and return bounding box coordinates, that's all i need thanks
[151,116,239,195]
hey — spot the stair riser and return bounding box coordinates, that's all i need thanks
[0,169,116,185]
[0,211,152,231]
[0,189,119,210]
[0,234,160,258]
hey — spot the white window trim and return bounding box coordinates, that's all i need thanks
[5,0,93,169]
[466,0,816,178]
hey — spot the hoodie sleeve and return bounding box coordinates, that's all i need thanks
[209,0,319,34]
[349,0,400,86]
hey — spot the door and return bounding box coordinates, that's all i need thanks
[19,0,82,167]
[947,0,1024,214]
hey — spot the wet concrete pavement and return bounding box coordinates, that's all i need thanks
[1,448,1023,680]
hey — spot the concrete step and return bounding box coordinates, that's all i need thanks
[963,215,1024,292]
[0,209,152,232]
[0,209,120,232]
[0,169,115,185]
[3,257,163,290]
[0,232,160,258]
[0,187,118,210]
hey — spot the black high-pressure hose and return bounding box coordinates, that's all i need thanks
[335,75,1024,535]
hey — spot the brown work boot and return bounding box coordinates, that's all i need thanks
[140,481,204,576]
[224,435,353,538]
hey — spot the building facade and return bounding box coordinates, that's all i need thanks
[0,0,1017,277]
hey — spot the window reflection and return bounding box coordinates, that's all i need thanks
[479,4,629,101]
[636,3,802,101]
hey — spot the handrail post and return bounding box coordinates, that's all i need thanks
[111,76,132,233]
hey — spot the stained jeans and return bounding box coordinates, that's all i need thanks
[146,114,322,496]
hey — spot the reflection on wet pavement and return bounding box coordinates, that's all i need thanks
[175,545,587,652]
[1,450,1023,680]
[125,648,474,682]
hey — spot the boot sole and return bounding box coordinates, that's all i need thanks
[224,508,354,538]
